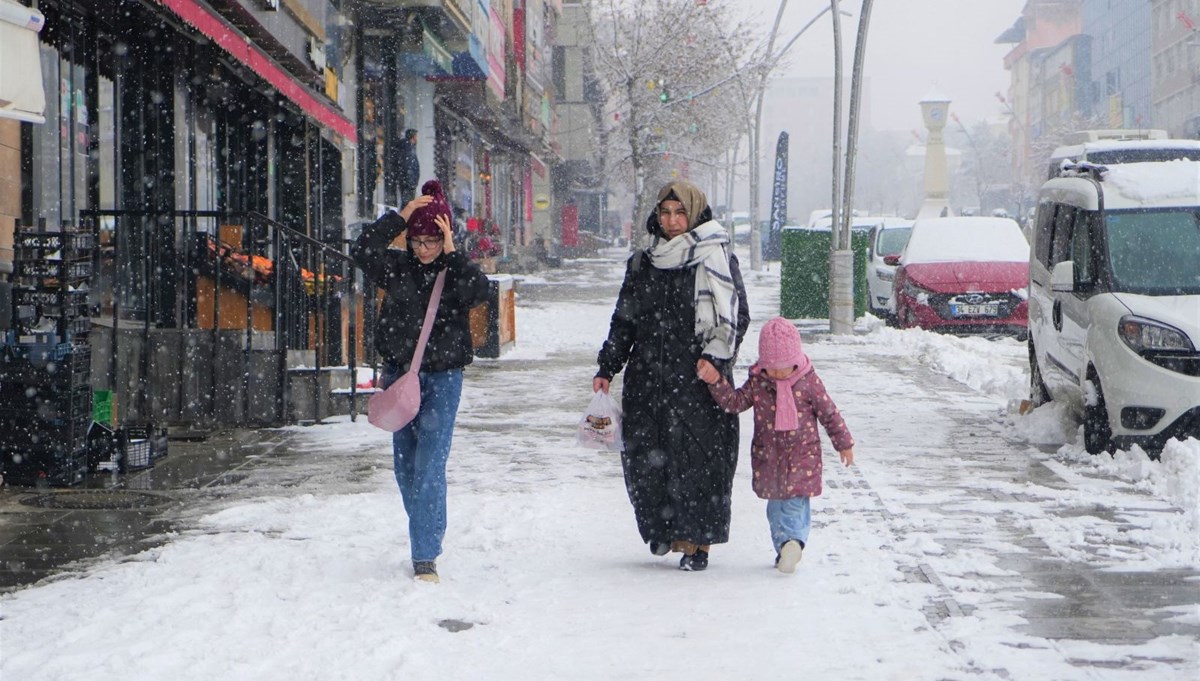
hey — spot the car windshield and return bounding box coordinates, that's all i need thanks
[877,227,912,256]
[1105,210,1200,295]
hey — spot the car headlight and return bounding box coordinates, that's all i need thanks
[876,267,894,282]
[903,278,931,298]
[1118,316,1195,354]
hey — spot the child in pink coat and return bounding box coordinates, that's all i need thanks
[697,317,855,573]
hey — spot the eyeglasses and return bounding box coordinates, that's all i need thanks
[408,237,442,250]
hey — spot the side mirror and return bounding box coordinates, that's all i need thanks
[1051,260,1075,293]
[883,254,901,266]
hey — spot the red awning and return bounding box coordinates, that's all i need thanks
[157,0,355,142]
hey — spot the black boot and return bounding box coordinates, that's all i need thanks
[649,541,671,556]
[679,549,709,571]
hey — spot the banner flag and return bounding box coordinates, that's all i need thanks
[766,132,789,260]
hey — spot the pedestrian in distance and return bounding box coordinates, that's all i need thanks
[594,180,750,572]
[697,317,856,574]
[351,179,491,584]
[396,128,420,204]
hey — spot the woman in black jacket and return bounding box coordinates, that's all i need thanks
[352,180,491,584]
[593,180,750,571]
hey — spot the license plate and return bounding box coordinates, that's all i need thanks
[952,303,999,317]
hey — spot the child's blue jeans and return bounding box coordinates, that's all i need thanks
[382,366,464,563]
[766,496,811,551]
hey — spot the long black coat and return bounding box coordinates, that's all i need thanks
[352,211,491,373]
[596,239,750,547]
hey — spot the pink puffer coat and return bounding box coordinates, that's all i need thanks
[708,370,853,499]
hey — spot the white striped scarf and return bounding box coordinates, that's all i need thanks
[647,220,739,360]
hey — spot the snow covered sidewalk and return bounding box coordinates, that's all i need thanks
[2,250,1197,681]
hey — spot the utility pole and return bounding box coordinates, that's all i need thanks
[830,0,874,335]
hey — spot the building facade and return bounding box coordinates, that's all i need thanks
[1150,0,1200,136]
[1083,0,1153,129]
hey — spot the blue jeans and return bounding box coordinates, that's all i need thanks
[381,366,464,563]
[766,497,811,552]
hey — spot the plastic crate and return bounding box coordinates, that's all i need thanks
[0,385,92,423]
[93,390,113,425]
[1,446,88,487]
[0,356,91,389]
[15,260,92,281]
[0,416,89,453]
[14,231,96,251]
[118,424,168,465]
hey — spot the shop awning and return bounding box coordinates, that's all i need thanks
[0,0,47,124]
[156,0,356,142]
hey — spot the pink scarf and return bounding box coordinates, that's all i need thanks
[752,364,813,431]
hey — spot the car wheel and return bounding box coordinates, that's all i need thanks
[1083,369,1113,455]
[1028,341,1051,406]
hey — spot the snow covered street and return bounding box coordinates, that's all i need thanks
[2,248,1198,681]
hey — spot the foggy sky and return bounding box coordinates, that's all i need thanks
[742,0,1027,131]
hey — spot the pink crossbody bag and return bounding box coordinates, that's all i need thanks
[367,269,447,432]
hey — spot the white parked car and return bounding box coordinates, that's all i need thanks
[1029,160,1200,455]
[866,219,913,321]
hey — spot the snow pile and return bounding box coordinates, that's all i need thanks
[1010,401,1077,446]
[1058,437,1200,546]
[846,326,1028,401]
[1103,160,1200,203]
[902,217,1028,265]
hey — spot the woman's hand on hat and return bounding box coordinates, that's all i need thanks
[398,194,433,222]
[435,214,455,253]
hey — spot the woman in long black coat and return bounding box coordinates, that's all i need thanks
[593,181,750,571]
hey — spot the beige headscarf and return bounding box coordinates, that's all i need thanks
[655,180,708,230]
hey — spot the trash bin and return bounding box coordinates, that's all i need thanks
[780,227,870,319]
[470,275,515,358]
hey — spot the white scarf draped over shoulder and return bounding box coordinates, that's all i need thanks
[646,220,739,360]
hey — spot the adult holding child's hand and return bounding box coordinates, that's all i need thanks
[594,180,750,572]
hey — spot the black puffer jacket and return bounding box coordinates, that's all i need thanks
[596,208,750,546]
[352,211,491,372]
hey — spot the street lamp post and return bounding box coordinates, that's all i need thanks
[747,2,845,271]
[830,0,874,335]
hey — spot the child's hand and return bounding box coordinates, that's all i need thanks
[839,448,855,467]
[696,359,720,385]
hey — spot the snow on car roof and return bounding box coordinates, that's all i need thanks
[1082,139,1200,153]
[902,217,1028,265]
[1101,160,1200,207]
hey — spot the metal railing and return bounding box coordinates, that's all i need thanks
[80,209,370,428]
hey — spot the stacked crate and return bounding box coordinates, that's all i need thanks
[0,223,94,487]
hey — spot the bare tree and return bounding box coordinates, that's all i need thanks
[586,0,763,246]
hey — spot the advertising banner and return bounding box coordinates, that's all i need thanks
[766,131,789,260]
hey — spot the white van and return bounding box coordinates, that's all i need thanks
[1046,134,1200,179]
[1028,161,1200,454]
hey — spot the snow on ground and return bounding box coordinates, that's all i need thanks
[2,246,1198,680]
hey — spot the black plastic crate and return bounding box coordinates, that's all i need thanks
[4,341,76,364]
[0,358,91,390]
[0,385,91,422]
[15,260,92,281]
[0,413,89,452]
[13,231,96,251]
[1,446,88,487]
[13,289,90,308]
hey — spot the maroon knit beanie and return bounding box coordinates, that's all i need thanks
[406,179,451,237]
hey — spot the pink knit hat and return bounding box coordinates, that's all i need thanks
[757,317,812,374]
[406,179,451,237]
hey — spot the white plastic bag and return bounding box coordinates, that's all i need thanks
[576,390,623,452]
